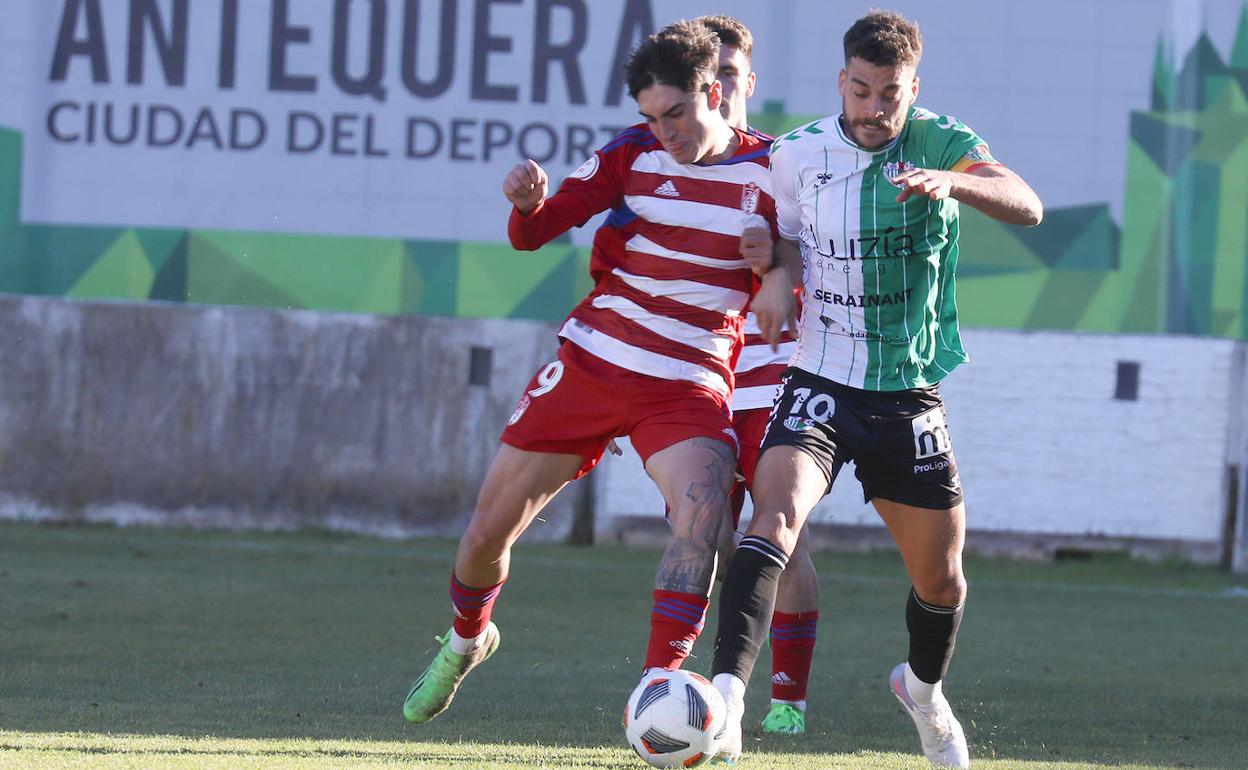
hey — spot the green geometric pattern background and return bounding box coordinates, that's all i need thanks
[1,7,1246,340]
[0,123,595,319]
[947,5,1248,340]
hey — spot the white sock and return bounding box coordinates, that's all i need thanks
[713,673,747,708]
[771,698,807,711]
[449,628,485,655]
[903,663,942,706]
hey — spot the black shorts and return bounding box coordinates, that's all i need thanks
[759,367,963,510]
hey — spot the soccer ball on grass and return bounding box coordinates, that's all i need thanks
[624,669,726,768]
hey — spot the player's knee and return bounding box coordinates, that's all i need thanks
[790,529,815,561]
[915,572,966,608]
[667,496,729,542]
[460,517,513,561]
[744,510,799,554]
[790,550,817,579]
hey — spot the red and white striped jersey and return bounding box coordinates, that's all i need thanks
[730,308,798,412]
[509,124,776,401]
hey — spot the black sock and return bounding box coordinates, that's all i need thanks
[712,536,788,683]
[905,587,964,683]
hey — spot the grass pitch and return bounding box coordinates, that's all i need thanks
[1,522,1245,769]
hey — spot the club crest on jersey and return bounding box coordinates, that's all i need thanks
[883,160,917,187]
[783,416,816,432]
[740,182,760,214]
[568,154,599,181]
[508,394,531,426]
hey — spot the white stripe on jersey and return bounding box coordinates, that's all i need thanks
[729,383,783,412]
[624,194,758,238]
[559,319,729,397]
[631,150,771,188]
[795,314,863,380]
[736,341,797,374]
[626,234,750,270]
[612,268,749,315]
[792,139,870,384]
[591,295,736,359]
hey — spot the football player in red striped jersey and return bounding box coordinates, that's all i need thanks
[403,20,778,727]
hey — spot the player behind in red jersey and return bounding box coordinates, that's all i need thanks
[697,14,820,737]
[402,20,778,725]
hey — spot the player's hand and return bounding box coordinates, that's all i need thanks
[606,439,623,456]
[752,266,798,351]
[739,226,774,276]
[503,159,549,214]
[893,168,954,203]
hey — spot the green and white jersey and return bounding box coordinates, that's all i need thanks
[769,106,996,391]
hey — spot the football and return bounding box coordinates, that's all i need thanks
[624,669,726,768]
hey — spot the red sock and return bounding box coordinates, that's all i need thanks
[770,610,818,703]
[644,590,709,670]
[449,572,504,639]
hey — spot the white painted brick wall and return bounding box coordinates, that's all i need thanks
[597,330,1246,545]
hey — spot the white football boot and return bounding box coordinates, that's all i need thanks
[889,663,970,769]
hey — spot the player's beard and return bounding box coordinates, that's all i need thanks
[842,103,903,149]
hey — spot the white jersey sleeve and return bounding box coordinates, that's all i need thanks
[768,129,805,241]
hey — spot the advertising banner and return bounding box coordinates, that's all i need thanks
[1,0,1246,337]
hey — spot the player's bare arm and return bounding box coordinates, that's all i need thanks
[893,164,1043,226]
[773,238,803,289]
[751,239,801,349]
[502,158,548,215]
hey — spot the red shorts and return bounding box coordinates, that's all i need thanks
[732,406,772,492]
[501,343,737,479]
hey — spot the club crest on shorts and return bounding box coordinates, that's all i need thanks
[508,394,532,426]
[883,160,917,187]
[740,182,760,214]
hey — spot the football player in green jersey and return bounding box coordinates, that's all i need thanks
[706,10,1043,768]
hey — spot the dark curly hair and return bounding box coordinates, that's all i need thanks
[844,10,922,68]
[625,20,719,99]
[696,14,753,61]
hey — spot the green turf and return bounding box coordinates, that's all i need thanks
[0,522,1245,769]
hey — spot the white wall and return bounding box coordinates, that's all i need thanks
[596,329,1247,547]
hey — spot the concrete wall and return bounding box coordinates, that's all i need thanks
[598,329,1248,564]
[0,294,581,541]
[3,295,1244,566]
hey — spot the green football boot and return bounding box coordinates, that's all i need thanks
[760,702,806,734]
[402,622,501,724]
